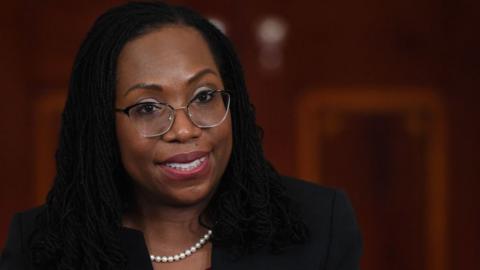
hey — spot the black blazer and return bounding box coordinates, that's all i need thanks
[0,177,362,270]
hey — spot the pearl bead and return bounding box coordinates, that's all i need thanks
[149,230,212,263]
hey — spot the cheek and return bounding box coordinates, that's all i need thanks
[116,116,153,174]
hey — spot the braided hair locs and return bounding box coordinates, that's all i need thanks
[30,2,308,269]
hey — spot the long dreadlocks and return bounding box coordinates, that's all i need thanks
[30,2,308,269]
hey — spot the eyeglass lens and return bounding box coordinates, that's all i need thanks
[129,91,230,137]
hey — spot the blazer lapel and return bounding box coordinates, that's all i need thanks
[118,228,154,270]
[211,243,314,270]
[211,245,279,270]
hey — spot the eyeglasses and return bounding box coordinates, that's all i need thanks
[115,89,231,138]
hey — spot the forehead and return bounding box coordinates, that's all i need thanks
[116,25,219,89]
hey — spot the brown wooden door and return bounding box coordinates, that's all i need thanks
[1,1,479,270]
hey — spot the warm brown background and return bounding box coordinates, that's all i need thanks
[0,0,479,270]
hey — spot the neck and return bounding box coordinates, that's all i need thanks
[123,193,212,253]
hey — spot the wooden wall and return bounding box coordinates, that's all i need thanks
[1,1,478,269]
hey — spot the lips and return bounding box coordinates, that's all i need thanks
[161,151,209,164]
[158,151,211,181]
[164,156,207,171]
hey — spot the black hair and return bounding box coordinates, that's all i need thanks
[30,1,308,269]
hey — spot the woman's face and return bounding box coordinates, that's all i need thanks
[115,25,232,208]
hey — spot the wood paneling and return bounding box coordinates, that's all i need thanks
[0,0,33,244]
[0,1,478,269]
[32,92,66,205]
[296,89,447,270]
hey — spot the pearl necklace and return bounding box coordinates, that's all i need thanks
[149,230,212,263]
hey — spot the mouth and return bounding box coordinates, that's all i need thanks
[163,156,207,171]
[158,152,211,180]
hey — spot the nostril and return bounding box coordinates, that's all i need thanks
[162,111,202,143]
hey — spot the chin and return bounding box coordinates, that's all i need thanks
[163,180,218,208]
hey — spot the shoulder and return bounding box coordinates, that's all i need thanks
[9,206,45,239]
[279,175,358,232]
[3,205,45,241]
[279,175,337,201]
[13,206,45,225]
[279,175,340,220]
[0,206,45,269]
[277,176,362,270]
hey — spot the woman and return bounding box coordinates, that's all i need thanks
[0,1,361,270]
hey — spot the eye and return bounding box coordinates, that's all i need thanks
[132,102,162,115]
[193,89,216,104]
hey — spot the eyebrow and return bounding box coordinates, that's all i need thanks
[124,83,162,97]
[123,68,219,97]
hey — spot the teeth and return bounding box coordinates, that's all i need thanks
[165,157,206,171]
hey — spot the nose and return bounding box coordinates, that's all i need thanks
[161,108,202,143]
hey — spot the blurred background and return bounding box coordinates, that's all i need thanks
[0,0,479,269]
